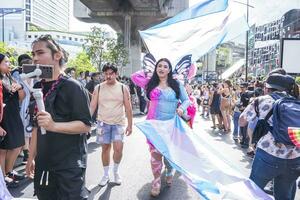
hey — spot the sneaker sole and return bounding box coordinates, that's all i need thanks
[99,179,109,187]
[114,182,122,185]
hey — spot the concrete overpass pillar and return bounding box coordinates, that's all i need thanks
[122,15,142,77]
[124,15,131,49]
[126,39,142,75]
[74,0,189,76]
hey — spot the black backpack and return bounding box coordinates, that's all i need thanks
[251,93,282,145]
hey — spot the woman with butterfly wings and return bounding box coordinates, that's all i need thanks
[131,53,195,197]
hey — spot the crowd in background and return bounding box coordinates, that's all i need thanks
[0,49,300,199]
[192,78,266,155]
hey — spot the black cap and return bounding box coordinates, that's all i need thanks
[265,73,295,91]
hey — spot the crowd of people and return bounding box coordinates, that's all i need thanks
[187,69,300,199]
[192,78,265,153]
[0,34,299,200]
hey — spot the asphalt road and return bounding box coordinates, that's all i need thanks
[8,113,299,200]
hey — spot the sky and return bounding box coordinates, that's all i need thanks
[69,0,300,32]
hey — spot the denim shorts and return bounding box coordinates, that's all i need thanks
[96,121,125,144]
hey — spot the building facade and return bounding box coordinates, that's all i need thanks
[215,42,245,75]
[248,9,300,76]
[31,0,69,31]
[1,0,70,44]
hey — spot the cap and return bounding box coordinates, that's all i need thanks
[265,73,295,91]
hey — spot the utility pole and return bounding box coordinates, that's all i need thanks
[245,0,249,81]
[233,0,254,82]
[206,53,209,83]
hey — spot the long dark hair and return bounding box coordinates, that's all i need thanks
[0,53,7,80]
[146,58,180,99]
[289,83,300,99]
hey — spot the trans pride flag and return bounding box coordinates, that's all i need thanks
[0,169,12,200]
[139,0,249,66]
[135,115,273,200]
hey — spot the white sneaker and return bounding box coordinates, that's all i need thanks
[114,173,122,185]
[99,176,109,187]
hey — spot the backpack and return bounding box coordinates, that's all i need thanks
[271,95,300,146]
[251,93,283,145]
[252,98,273,145]
[252,92,300,146]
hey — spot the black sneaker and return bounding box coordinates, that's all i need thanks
[246,151,255,158]
[5,178,19,188]
[241,144,249,149]
[22,157,28,165]
[7,171,26,181]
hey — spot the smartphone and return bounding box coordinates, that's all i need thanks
[22,64,54,79]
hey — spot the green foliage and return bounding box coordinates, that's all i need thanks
[28,23,44,31]
[84,26,109,71]
[84,26,128,71]
[296,76,300,85]
[67,51,96,74]
[105,33,128,67]
[216,47,231,68]
[0,42,18,66]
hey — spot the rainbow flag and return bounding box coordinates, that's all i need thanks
[288,127,300,147]
[136,115,273,200]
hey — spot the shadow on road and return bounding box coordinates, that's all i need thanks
[88,182,118,200]
[9,178,34,198]
[136,171,194,200]
[88,142,101,154]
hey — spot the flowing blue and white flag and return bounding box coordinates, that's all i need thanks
[0,169,13,200]
[136,115,273,200]
[139,0,249,65]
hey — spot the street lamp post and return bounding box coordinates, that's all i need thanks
[245,0,249,81]
[233,0,254,82]
[0,8,26,43]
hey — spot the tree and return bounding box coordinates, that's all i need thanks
[296,76,300,85]
[0,42,18,66]
[84,26,129,71]
[67,51,96,74]
[216,47,231,69]
[84,26,111,71]
[105,33,128,68]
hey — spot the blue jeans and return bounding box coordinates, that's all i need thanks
[233,111,240,137]
[250,148,300,200]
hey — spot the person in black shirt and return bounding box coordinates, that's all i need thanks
[239,82,250,147]
[85,72,100,97]
[25,35,92,200]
